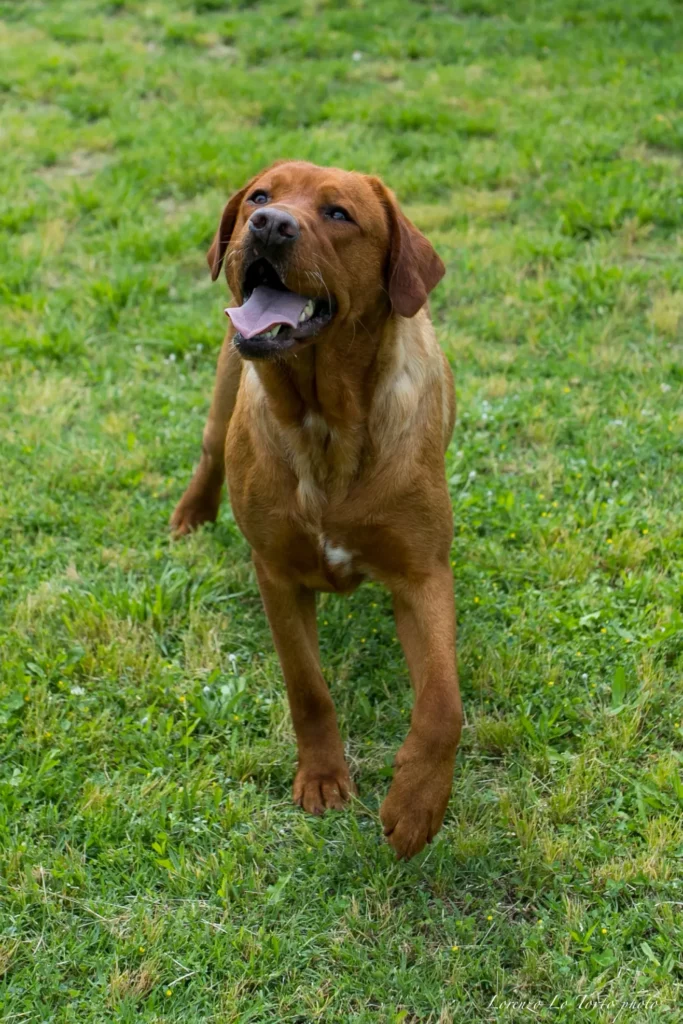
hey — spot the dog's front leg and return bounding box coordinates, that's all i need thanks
[253,555,355,814]
[381,564,463,859]
[171,337,241,536]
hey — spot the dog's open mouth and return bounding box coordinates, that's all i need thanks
[226,257,335,358]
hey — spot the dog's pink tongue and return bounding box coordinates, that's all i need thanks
[226,286,308,340]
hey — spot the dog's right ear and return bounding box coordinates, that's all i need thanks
[207,184,251,282]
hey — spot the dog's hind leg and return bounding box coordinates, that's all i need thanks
[171,336,241,536]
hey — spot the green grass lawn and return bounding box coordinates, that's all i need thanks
[1,0,683,1020]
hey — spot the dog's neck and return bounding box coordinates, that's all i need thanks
[250,306,388,429]
[245,308,440,512]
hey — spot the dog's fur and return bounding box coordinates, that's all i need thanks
[172,161,462,859]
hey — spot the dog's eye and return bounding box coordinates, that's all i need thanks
[248,190,270,205]
[325,205,353,223]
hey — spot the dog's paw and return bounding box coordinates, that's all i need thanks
[170,496,218,538]
[293,765,356,816]
[380,749,454,860]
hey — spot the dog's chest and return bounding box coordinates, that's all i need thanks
[293,413,364,586]
[287,410,359,513]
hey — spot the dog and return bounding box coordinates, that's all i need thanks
[171,161,462,859]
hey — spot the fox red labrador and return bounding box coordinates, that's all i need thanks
[172,161,461,859]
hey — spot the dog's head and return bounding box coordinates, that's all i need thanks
[207,161,445,360]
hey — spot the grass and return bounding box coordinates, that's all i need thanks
[1,0,682,1020]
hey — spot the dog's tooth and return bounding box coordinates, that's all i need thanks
[297,301,316,325]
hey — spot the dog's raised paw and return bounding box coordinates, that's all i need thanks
[170,498,218,538]
[379,756,452,860]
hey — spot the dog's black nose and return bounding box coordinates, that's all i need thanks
[248,208,300,248]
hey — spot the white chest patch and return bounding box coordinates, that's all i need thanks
[321,537,353,573]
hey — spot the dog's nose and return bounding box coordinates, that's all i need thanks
[248,207,300,248]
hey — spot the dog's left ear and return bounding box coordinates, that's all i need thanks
[369,178,445,318]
